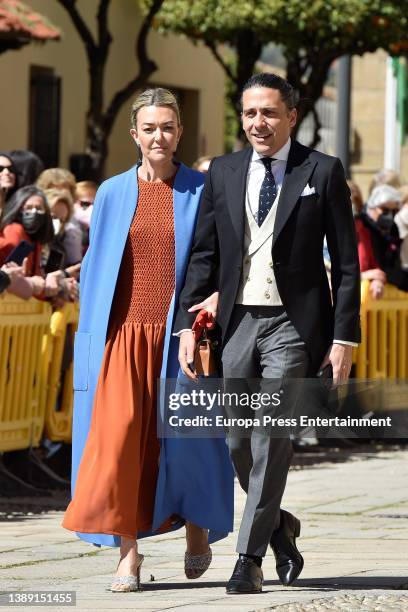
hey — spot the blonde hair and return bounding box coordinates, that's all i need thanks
[368,169,402,195]
[130,88,181,129]
[76,180,98,200]
[45,188,74,219]
[36,168,76,199]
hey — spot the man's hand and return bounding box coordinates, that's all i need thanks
[178,330,197,380]
[188,291,219,318]
[319,343,353,386]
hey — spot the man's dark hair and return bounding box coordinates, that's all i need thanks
[241,73,297,111]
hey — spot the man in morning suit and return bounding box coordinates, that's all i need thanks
[175,73,360,594]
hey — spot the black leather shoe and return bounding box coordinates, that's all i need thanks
[226,557,263,594]
[270,509,304,585]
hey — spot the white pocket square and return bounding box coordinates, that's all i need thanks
[301,184,316,196]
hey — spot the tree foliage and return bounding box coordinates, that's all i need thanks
[57,0,164,180]
[145,0,408,148]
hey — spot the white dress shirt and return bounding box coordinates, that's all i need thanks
[175,137,357,347]
[246,137,290,222]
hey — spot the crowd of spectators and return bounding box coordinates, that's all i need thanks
[352,169,408,300]
[1,149,407,307]
[0,150,96,306]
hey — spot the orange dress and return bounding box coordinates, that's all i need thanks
[63,175,175,538]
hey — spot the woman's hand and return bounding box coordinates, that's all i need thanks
[361,268,386,283]
[65,263,81,280]
[62,277,79,302]
[178,331,197,380]
[1,263,35,300]
[187,291,219,318]
[369,279,384,300]
[45,271,64,297]
[1,261,24,281]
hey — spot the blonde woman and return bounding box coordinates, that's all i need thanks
[62,88,233,591]
[45,188,83,266]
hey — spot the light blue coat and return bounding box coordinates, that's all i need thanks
[71,163,234,547]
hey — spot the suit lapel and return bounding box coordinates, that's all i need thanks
[272,141,316,247]
[224,148,252,245]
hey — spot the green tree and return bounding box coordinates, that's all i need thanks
[146,0,408,149]
[57,0,164,180]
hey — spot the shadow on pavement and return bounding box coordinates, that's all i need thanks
[134,575,408,592]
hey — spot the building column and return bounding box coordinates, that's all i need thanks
[384,56,400,172]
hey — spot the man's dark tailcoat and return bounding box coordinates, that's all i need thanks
[175,140,361,372]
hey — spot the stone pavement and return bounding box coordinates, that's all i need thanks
[0,446,407,611]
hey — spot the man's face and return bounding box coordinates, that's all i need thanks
[242,87,297,156]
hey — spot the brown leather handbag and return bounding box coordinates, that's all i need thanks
[192,310,218,377]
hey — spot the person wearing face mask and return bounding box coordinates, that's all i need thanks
[355,184,405,293]
[0,185,54,273]
[72,180,98,255]
[45,188,83,267]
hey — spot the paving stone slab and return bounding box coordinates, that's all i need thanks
[1,449,407,611]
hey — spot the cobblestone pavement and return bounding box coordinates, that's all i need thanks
[0,446,407,611]
[265,593,408,611]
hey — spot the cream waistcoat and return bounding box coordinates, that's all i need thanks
[235,198,283,306]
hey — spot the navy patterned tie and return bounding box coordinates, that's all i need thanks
[258,157,277,226]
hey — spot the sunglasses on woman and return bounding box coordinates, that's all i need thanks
[0,164,17,174]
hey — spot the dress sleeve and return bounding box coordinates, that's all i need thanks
[0,223,26,265]
[355,218,379,272]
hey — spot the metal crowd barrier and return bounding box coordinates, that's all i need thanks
[0,295,52,452]
[354,281,408,379]
[43,303,79,443]
[1,281,408,453]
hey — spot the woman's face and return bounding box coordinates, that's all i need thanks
[22,195,46,213]
[130,105,182,165]
[0,155,17,191]
[51,200,70,222]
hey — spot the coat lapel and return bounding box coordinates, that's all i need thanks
[272,141,316,247]
[173,163,202,293]
[224,148,252,246]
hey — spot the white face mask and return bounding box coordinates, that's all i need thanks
[73,204,93,228]
[52,218,62,235]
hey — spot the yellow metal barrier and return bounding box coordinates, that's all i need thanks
[354,280,408,379]
[0,295,51,452]
[1,279,407,453]
[43,303,79,443]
